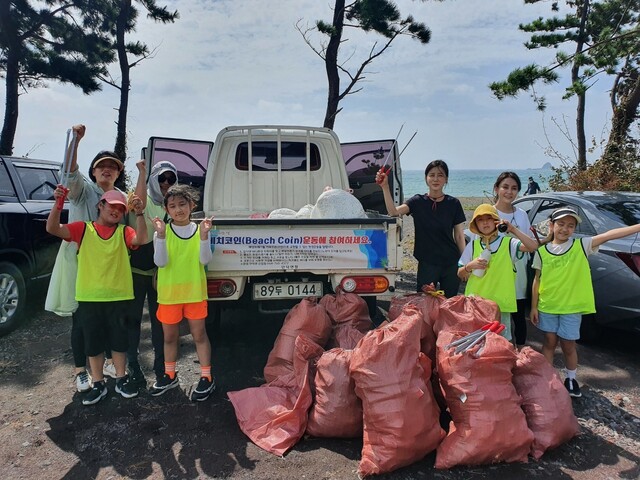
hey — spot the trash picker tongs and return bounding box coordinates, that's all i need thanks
[375,123,405,184]
[56,128,78,211]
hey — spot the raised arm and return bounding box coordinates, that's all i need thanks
[134,160,148,211]
[592,223,640,249]
[129,195,148,246]
[46,187,71,240]
[375,170,409,217]
[501,221,539,252]
[64,124,85,174]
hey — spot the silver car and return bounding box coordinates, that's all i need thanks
[514,191,640,340]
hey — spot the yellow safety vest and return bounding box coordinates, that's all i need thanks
[465,237,517,313]
[157,223,207,304]
[538,239,595,314]
[76,222,134,301]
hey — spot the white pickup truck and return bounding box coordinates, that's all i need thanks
[143,125,404,322]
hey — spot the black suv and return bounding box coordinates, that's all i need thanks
[0,156,67,335]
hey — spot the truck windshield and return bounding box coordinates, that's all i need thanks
[235,141,321,171]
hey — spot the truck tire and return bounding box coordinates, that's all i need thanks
[0,262,26,336]
[206,302,222,339]
[364,295,384,327]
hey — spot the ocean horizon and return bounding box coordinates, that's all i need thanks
[401,168,554,200]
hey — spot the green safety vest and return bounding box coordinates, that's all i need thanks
[157,223,207,305]
[465,237,517,313]
[538,239,595,314]
[76,222,134,301]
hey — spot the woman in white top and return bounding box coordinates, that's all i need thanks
[492,172,532,347]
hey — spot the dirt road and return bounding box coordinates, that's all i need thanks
[0,281,639,480]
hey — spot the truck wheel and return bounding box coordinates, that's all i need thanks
[364,296,384,326]
[0,262,26,336]
[206,302,222,339]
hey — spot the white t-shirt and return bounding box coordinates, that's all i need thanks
[459,236,522,266]
[532,237,598,270]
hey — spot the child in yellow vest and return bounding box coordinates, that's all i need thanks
[150,185,215,401]
[458,204,538,341]
[46,189,148,405]
[531,206,640,398]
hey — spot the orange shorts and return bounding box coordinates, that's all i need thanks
[157,300,208,324]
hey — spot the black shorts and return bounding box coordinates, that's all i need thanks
[75,301,130,357]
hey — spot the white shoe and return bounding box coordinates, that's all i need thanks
[75,371,92,392]
[103,361,117,379]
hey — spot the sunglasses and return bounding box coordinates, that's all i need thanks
[158,173,176,185]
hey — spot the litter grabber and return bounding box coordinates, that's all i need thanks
[56,128,78,210]
[444,321,500,350]
[455,323,506,354]
[375,123,404,184]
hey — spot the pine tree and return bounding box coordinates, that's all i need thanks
[0,0,112,155]
[297,0,434,130]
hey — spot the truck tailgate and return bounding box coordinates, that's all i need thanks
[208,217,399,274]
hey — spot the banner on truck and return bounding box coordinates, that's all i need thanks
[210,228,388,271]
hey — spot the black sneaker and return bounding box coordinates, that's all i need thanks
[564,378,582,398]
[127,363,147,389]
[150,374,179,397]
[115,376,139,399]
[82,381,107,406]
[190,377,215,402]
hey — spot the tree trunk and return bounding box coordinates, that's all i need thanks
[573,0,590,171]
[0,1,19,156]
[323,0,345,130]
[113,1,131,166]
[603,72,640,164]
[0,51,19,156]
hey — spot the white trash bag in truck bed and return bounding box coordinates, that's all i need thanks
[311,187,367,219]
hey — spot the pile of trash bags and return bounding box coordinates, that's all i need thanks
[228,289,580,477]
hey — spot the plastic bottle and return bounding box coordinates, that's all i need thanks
[473,248,492,277]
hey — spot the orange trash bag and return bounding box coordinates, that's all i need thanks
[320,290,372,349]
[350,309,444,477]
[513,347,580,459]
[264,297,332,382]
[388,290,445,361]
[228,335,324,456]
[432,295,498,336]
[435,331,534,469]
[306,348,363,438]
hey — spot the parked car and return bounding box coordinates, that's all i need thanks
[513,191,640,340]
[0,156,67,335]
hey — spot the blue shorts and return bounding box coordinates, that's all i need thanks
[537,312,582,340]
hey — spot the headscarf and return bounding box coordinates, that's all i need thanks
[148,161,178,205]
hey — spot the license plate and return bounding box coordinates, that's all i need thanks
[253,282,323,299]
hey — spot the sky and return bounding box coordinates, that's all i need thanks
[6,0,615,176]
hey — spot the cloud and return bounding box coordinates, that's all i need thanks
[8,0,611,175]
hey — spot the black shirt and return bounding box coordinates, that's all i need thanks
[405,194,465,265]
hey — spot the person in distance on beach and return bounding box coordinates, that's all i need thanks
[376,160,466,297]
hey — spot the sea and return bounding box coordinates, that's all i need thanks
[401,168,555,200]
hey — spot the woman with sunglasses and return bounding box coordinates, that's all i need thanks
[125,160,179,390]
[45,124,126,394]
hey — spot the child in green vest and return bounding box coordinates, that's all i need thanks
[150,185,215,402]
[47,189,148,405]
[458,204,538,341]
[531,206,640,398]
